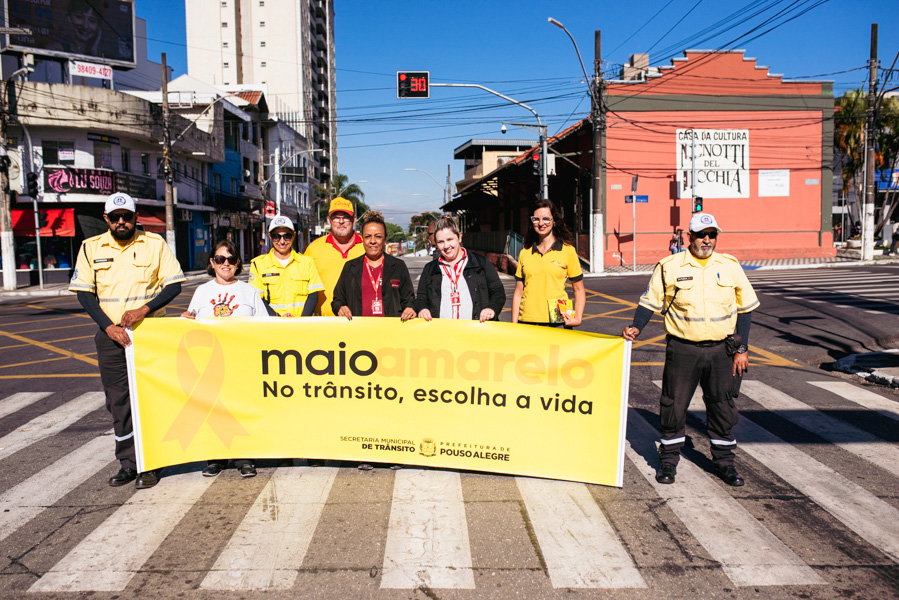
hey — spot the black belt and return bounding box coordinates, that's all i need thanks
[667,335,724,347]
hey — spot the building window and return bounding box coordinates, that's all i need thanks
[260,41,265,47]
[223,41,228,48]
[213,173,222,191]
[41,140,75,166]
[259,1,264,5]
[231,178,238,196]
[223,62,229,68]
[221,1,226,6]
[261,61,266,68]
[259,21,265,27]
[93,142,113,169]
[141,152,151,176]
[121,148,131,173]
[222,22,228,27]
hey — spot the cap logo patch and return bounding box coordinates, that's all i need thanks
[700,215,712,224]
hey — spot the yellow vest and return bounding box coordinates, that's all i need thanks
[248,249,324,315]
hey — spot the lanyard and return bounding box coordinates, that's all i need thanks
[439,249,467,293]
[364,260,382,296]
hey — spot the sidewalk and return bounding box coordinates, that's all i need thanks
[590,253,899,276]
[0,270,210,298]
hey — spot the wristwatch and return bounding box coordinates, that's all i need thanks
[736,345,748,354]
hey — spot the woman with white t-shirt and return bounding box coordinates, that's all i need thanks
[181,240,270,478]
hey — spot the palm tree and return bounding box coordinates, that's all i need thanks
[834,89,866,217]
[313,173,369,222]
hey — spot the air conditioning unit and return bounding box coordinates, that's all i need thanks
[177,209,192,222]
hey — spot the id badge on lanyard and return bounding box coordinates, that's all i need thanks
[366,261,383,315]
[440,252,466,319]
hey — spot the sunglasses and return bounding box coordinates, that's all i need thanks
[692,230,719,239]
[212,255,239,265]
[107,212,135,223]
[271,232,294,241]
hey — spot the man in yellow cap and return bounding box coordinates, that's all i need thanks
[249,215,324,316]
[304,197,364,316]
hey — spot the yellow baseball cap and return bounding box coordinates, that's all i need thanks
[329,197,354,216]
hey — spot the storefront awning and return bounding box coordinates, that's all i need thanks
[10,208,76,237]
[137,209,166,233]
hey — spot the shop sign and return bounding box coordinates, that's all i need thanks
[44,168,116,195]
[116,172,158,200]
[676,129,749,199]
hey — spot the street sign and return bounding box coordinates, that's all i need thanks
[624,195,648,204]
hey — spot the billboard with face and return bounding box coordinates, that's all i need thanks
[3,0,135,68]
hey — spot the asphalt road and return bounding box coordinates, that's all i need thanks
[0,259,897,599]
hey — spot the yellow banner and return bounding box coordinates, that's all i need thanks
[127,317,632,486]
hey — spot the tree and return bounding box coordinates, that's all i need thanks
[313,173,370,222]
[385,222,406,243]
[408,212,442,250]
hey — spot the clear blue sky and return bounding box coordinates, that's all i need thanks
[139,0,897,226]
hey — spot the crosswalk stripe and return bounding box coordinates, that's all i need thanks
[0,392,103,461]
[0,392,53,420]
[682,390,899,564]
[809,381,899,422]
[29,470,214,593]
[200,466,338,590]
[381,469,475,589]
[0,433,113,543]
[627,408,823,586]
[741,381,899,479]
[516,476,645,588]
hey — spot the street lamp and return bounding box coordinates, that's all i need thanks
[548,17,604,273]
[405,168,450,207]
[264,147,324,216]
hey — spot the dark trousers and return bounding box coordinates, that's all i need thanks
[659,337,739,468]
[95,330,136,470]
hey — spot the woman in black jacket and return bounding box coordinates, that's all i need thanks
[415,216,506,322]
[332,211,416,321]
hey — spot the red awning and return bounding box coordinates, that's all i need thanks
[137,209,166,233]
[10,208,76,237]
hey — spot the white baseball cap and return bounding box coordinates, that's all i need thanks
[689,212,722,233]
[104,192,136,214]
[268,215,295,233]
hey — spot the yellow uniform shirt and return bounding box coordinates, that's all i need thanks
[68,230,185,325]
[638,251,760,342]
[304,233,364,316]
[248,249,324,316]
[515,241,584,323]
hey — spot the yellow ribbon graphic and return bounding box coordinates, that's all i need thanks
[162,329,248,450]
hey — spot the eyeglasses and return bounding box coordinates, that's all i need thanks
[330,214,353,222]
[271,232,294,241]
[692,230,719,239]
[107,212,134,223]
[212,254,239,265]
[530,217,553,224]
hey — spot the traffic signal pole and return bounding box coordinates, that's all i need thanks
[0,78,15,290]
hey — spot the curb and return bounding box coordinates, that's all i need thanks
[832,350,899,388]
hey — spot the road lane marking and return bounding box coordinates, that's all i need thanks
[0,392,52,420]
[0,356,70,369]
[809,381,899,422]
[16,322,96,335]
[626,408,823,586]
[0,374,99,379]
[29,470,214,593]
[680,386,899,564]
[741,381,899,479]
[381,469,475,589]
[0,433,113,543]
[0,328,98,367]
[201,466,338,591]
[0,392,103,461]
[516,476,645,589]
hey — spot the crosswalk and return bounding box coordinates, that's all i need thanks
[1,379,898,595]
[747,269,899,313]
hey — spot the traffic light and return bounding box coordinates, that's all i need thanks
[397,71,429,98]
[692,196,703,213]
[26,171,38,198]
[531,152,540,175]
[37,210,48,228]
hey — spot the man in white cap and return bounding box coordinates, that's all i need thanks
[249,215,323,317]
[69,193,185,489]
[622,212,759,487]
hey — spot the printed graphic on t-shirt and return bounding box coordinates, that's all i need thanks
[209,292,240,317]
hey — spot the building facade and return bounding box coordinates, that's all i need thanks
[184,0,336,189]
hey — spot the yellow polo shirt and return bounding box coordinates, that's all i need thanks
[248,249,324,316]
[638,251,760,341]
[68,230,185,325]
[304,233,364,316]
[515,241,583,323]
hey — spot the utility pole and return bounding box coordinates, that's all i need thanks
[161,54,176,256]
[0,78,14,290]
[592,30,605,273]
[863,24,878,261]
[446,164,451,208]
